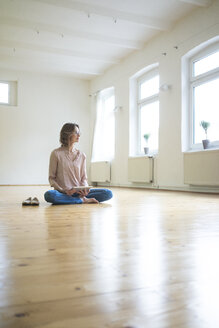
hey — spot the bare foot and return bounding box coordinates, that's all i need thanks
[82,197,99,204]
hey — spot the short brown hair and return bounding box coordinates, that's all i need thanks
[60,123,79,147]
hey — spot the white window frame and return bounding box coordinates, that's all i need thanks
[137,68,159,155]
[0,80,18,107]
[189,42,219,150]
[91,86,115,162]
[0,81,9,105]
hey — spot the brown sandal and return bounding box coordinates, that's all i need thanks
[22,197,32,206]
[31,197,39,206]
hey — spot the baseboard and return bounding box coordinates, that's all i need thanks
[1,183,219,194]
[95,182,219,194]
[0,184,50,186]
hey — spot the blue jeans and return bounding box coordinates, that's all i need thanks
[44,188,113,205]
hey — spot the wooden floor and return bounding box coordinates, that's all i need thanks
[0,186,219,328]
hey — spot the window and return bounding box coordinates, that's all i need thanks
[189,44,219,148]
[0,82,9,104]
[92,87,115,162]
[137,69,159,154]
[0,80,18,106]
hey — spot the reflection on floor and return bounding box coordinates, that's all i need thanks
[0,186,219,328]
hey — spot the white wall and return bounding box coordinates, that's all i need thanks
[90,0,219,190]
[0,70,90,184]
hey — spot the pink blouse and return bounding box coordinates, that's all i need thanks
[49,147,88,193]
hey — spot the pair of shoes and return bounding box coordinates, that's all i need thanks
[22,197,39,206]
[31,197,40,206]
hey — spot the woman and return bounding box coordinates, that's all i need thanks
[44,123,113,204]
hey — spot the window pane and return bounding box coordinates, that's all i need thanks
[92,90,115,162]
[102,95,115,160]
[140,101,159,152]
[193,78,219,144]
[193,51,219,77]
[140,76,159,100]
[0,82,9,103]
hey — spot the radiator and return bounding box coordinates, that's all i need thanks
[90,161,111,182]
[184,150,219,186]
[128,156,153,183]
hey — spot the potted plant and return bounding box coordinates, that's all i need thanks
[143,133,150,154]
[200,120,210,149]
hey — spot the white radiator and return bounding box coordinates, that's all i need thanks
[128,156,153,183]
[184,150,219,186]
[90,161,111,182]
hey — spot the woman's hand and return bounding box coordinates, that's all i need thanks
[65,188,90,196]
[65,188,76,195]
[77,188,90,197]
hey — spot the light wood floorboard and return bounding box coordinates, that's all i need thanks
[0,186,219,328]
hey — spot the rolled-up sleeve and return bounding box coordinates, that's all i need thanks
[49,151,64,192]
[80,155,88,186]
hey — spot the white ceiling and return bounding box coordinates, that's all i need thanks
[0,0,213,80]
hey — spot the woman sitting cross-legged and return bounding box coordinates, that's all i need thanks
[44,122,113,205]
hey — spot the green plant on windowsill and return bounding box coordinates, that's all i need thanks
[200,120,210,149]
[143,133,150,154]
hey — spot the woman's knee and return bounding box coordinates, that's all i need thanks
[101,189,113,201]
[44,190,57,203]
[105,189,113,201]
[87,188,113,202]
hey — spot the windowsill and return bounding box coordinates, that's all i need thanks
[0,104,18,108]
[130,153,157,158]
[184,146,219,154]
[129,155,153,158]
